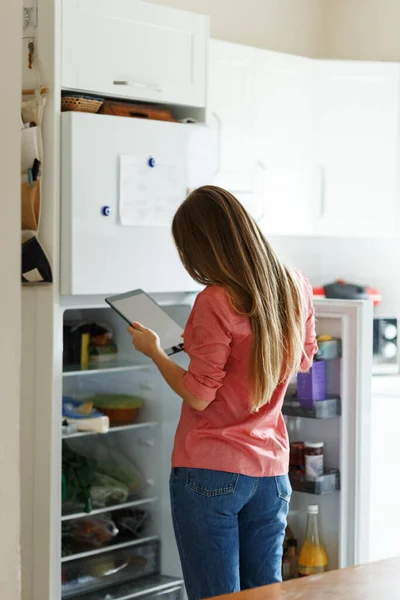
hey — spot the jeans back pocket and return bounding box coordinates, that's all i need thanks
[275,474,292,503]
[186,468,239,497]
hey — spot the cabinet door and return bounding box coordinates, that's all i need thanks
[316,61,400,237]
[207,41,260,218]
[253,50,315,235]
[61,0,207,108]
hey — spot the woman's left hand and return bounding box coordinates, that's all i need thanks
[128,322,162,359]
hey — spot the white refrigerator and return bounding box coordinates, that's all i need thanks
[58,296,373,600]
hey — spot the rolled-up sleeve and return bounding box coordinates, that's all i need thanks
[183,295,232,404]
[300,279,318,372]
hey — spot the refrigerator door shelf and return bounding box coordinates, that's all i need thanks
[283,396,341,420]
[290,468,340,495]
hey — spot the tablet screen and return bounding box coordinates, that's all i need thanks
[106,289,184,355]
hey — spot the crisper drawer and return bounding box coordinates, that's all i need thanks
[76,575,184,600]
[61,0,208,108]
[62,541,160,598]
[60,112,216,295]
[146,585,183,600]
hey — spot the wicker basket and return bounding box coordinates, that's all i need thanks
[61,96,103,114]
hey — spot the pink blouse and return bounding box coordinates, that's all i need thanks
[171,276,317,477]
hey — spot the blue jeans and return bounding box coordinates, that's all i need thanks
[170,468,291,600]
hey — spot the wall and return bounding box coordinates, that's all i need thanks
[150,0,400,61]
[148,0,323,57]
[0,0,21,598]
[322,0,400,61]
[20,0,62,598]
[270,235,400,317]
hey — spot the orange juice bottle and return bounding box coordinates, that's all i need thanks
[298,505,328,576]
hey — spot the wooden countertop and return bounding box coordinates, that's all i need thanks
[215,559,400,600]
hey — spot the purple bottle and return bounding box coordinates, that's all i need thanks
[297,361,326,408]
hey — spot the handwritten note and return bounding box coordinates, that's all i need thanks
[119,155,185,227]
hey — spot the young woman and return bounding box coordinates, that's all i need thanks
[128,186,317,600]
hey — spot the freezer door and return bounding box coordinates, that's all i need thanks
[61,112,217,295]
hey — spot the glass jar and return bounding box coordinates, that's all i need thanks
[282,538,298,581]
[304,442,324,480]
[290,442,305,472]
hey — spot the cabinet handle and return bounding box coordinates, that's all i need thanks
[210,113,266,192]
[254,160,266,222]
[113,80,162,93]
[320,166,326,217]
[211,111,222,177]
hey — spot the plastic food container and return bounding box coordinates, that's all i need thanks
[315,338,342,361]
[91,395,143,426]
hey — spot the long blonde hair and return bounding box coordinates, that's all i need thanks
[172,186,307,411]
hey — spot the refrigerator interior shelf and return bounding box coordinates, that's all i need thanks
[62,421,159,439]
[69,574,184,600]
[63,361,152,377]
[62,535,160,563]
[283,396,341,419]
[290,468,340,495]
[62,497,159,522]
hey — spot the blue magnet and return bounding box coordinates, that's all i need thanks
[102,206,111,216]
[148,157,156,168]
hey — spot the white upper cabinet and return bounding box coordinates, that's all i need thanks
[315,61,400,237]
[61,0,208,108]
[207,41,257,209]
[208,43,400,238]
[253,50,315,236]
[207,41,314,232]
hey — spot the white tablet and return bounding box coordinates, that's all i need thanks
[105,289,184,356]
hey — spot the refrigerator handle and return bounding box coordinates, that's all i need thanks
[320,165,326,217]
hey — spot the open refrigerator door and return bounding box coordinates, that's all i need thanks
[283,299,373,578]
